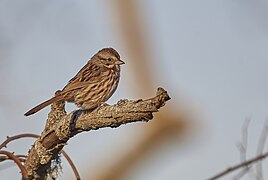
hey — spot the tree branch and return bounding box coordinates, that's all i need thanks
[233,118,251,179]
[0,154,27,163]
[208,151,268,180]
[0,133,80,179]
[24,87,170,179]
[0,133,39,150]
[255,119,268,179]
[60,150,81,180]
[0,150,29,179]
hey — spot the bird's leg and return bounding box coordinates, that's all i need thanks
[70,109,83,133]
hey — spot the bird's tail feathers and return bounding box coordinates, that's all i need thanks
[24,95,64,116]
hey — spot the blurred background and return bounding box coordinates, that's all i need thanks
[0,0,268,179]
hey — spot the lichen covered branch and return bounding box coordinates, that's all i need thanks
[24,87,170,179]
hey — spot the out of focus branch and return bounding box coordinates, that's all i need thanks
[24,87,170,179]
[233,119,251,179]
[255,119,268,179]
[209,119,268,180]
[208,151,268,180]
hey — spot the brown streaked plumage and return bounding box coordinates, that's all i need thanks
[24,48,124,116]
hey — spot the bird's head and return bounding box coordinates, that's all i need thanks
[95,48,125,69]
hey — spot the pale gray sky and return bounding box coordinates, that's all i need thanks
[0,0,268,179]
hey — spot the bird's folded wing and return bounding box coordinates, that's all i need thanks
[62,81,94,93]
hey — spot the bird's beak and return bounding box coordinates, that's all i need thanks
[115,59,125,65]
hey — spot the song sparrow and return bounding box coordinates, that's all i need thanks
[24,48,124,116]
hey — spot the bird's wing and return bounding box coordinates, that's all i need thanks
[62,61,102,93]
[62,81,92,93]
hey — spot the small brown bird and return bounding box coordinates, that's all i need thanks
[24,48,124,116]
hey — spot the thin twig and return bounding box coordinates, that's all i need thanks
[233,118,251,180]
[0,133,39,149]
[0,155,9,162]
[61,150,81,180]
[0,155,27,162]
[0,133,80,179]
[0,150,28,179]
[208,151,268,180]
[255,119,268,180]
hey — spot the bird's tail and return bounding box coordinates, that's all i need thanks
[24,95,64,116]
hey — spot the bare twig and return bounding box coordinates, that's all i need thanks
[240,118,250,162]
[0,133,80,179]
[255,119,268,180]
[24,87,170,179]
[233,118,251,180]
[0,133,39,149]
[0,154,27,163]
[0,150,29,179]
[0,155,10,162]
[208,151,268,180]
[61,150,81,180]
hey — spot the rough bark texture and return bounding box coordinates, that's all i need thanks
[24,87,170,179]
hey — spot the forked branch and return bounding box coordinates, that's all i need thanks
[208,151,268,180]
[0,133,80,180]
[0,150,28,179]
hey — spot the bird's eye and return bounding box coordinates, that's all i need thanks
[108,58,112,61]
